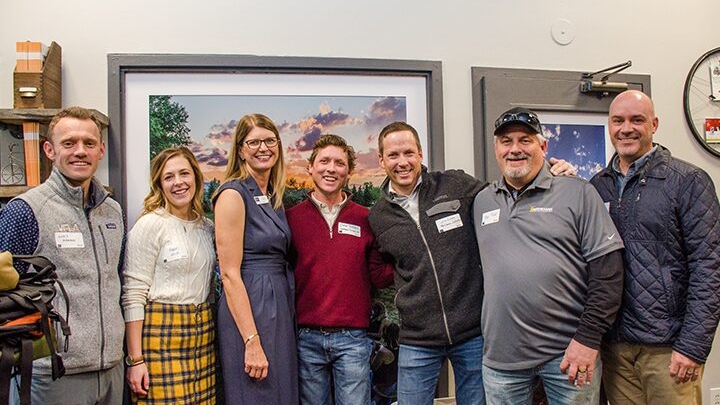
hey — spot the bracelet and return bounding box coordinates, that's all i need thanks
[124,354,144,367]
[128,360,145,367]
[244,333,259,345]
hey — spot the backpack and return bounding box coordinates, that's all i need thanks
[0,253,71,405]
[368,301,399,405]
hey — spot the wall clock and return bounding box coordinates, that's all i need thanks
[683,46,720,158]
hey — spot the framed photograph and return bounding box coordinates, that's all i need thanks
[471,66,651,182]
[0,123,26,187]
[538,112,613,180]
[108,54,444,224]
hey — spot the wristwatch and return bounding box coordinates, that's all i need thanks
[124,354,144,366]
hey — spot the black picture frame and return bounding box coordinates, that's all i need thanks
[471,66,651,182]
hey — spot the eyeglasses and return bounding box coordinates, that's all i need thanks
[243,137,279,150]
[494,111,540,129]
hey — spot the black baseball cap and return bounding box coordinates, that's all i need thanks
[494,107,543,136]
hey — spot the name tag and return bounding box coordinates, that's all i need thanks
[254,195,270,205]
[338,222,361,237]
[481,209,500,226]
[55,232,85,248]
[435,213,463,233]
[162,245,188,263]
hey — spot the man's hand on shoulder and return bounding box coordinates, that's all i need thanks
[548,157,577,177]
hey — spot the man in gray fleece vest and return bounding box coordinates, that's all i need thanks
[0,106,125,404]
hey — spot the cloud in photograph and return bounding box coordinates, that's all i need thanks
[195,146,228,168]
[288,103,362,153]
[207,121,236,147]
[365,97,407,127]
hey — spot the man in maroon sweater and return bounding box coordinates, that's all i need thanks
[287,134,394,405]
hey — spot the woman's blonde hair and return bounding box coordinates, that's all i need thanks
[140,146,205,220]
[223,113,285,209]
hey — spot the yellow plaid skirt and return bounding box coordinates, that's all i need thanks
[133,301,216,405]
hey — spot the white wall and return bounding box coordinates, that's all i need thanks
[3,0,719,401]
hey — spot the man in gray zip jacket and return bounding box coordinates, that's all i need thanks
[368,121,574,405]
[0,107,125,404]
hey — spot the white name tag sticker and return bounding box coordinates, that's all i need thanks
[254,195,270,205]
[55,232,85,248]
[481,209,500,226]
[435,213,463,233]
[338,222,361,237]
[162,245,188,263]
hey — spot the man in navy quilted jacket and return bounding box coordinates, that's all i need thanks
[590,90,720,405]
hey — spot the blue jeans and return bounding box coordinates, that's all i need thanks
[483,355,601,405]
[397,334,484,405]
[298,327,372,405]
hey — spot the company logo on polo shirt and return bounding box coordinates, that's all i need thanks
[529,206,553,213]
[106,223,118,229]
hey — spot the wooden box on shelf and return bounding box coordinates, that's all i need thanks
[13,42,61,109]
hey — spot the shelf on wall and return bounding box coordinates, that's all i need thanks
[0,186,30,198]
[0,108,109,128]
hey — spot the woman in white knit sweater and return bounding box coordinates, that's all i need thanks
[121,146,217,404]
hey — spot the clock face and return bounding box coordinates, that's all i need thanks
[684,47,720,158]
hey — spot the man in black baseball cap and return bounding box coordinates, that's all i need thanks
[494,107,543,136]
[474,105,624,404]
[492,107,549,189]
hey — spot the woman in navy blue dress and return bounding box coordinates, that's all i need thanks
[213,113,297,404]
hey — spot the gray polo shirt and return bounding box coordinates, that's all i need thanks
[473,163,623,370]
